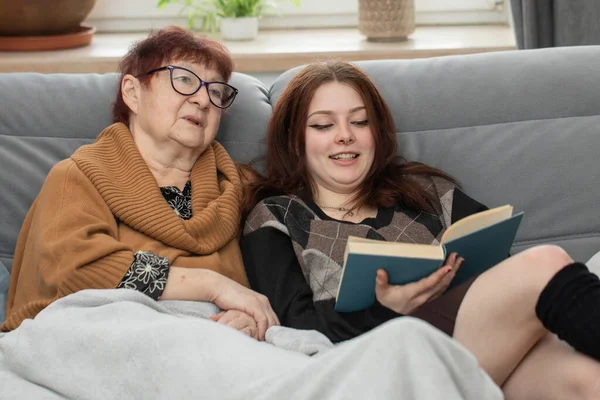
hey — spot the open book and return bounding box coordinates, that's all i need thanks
[334,205,524,312]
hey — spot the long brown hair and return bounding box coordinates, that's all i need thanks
[243,60,456,214]
[112,26,233,125]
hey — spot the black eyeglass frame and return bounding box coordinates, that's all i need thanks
[143,65,239,109]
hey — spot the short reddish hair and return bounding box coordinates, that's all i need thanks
[112,26,234,124]
[243,61,456,214]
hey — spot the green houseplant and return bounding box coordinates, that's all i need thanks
[157,0,300,40]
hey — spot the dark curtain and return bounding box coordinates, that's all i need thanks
[511,0,600,49]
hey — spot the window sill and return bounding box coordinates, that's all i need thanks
[0,25,515,74]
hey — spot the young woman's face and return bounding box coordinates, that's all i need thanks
[304,81,375,196]
[132,61,224,154]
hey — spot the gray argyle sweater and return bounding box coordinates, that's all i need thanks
[241,176,488,342]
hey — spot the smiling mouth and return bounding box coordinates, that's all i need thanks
[329,153,359,160]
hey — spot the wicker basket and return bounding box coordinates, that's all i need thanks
[358,0,415,42]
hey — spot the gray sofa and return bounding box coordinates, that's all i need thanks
[1,46,600,324]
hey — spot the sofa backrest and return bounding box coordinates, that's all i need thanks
[1,46,599,276]
[0,72,270,273]
[272,46,600,261]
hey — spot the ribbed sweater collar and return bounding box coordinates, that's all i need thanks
[71,123,242,254]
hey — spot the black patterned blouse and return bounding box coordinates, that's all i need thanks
[117,181,192,300]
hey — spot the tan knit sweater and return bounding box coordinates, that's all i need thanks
[2,123,248,332]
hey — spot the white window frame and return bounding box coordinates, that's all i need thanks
[86,0,508,33]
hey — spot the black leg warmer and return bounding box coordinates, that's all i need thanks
[535,262,600,360]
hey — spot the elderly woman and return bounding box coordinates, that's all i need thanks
[1,26,278,339]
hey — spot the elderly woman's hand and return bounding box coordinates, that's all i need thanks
[210,310,259,340]
[208,273,280,341]
[162,267,279,340]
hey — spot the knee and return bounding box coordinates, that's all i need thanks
[378,317,443,337]
[502,245,577,302]
[516,244,574,278]
[374,317,449,344]
[564,362,600,400]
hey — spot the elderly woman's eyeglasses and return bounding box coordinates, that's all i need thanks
[144,65,238,109]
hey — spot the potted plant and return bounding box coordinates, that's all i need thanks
[158,0,300,41]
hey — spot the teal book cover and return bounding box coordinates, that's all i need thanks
[334,206,524,313]
[445,212,524,289]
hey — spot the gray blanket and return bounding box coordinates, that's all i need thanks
[0,289,502,400]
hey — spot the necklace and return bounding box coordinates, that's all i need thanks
[317,204,355,217]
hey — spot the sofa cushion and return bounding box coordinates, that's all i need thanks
[271,47,600,131]
[219,73,270,166]
[0,73,116,272]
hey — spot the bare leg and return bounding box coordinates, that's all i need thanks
[503,333,600,400]
[453,245,580,383]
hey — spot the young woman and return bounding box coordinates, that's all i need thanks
[241,60,600,398]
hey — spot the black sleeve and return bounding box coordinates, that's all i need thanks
[117,251,170,300]
[241,227,401,343]
[451,188,489,223]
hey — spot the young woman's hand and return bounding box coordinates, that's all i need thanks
[375,252,464,314]
[208,273,280,341]
[210,310,259,340]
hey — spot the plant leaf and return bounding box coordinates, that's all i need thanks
[157,0,170,9]
[155,0,303,29]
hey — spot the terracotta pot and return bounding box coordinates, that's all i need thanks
[0,0,97,36]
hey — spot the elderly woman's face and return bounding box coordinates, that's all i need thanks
[134,61,223,154]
